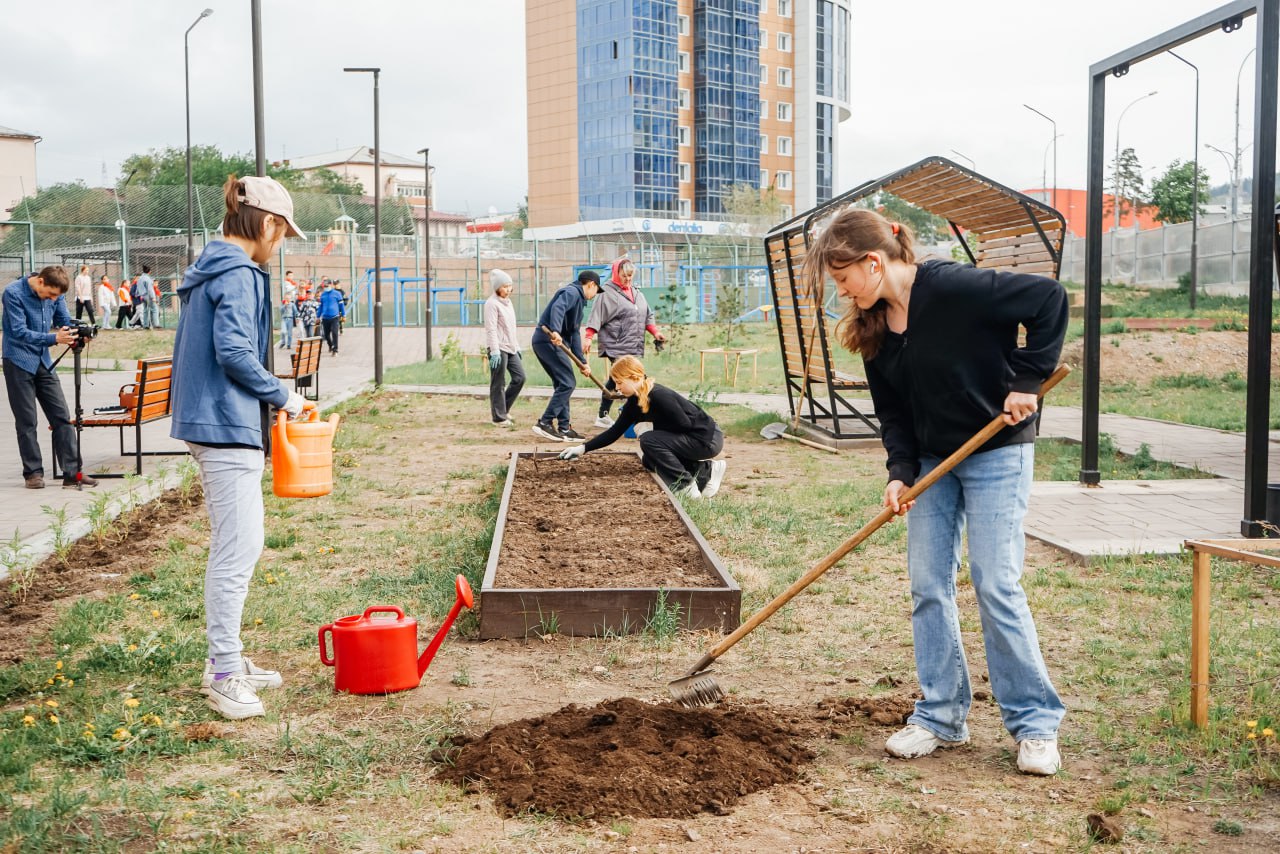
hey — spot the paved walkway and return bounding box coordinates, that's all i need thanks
[1,326,1269,569]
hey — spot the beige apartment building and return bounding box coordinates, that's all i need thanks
[525,0,850,238]
[0,125,40,217]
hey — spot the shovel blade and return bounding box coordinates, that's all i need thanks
[668,670,725,708]
[760,422,789,440]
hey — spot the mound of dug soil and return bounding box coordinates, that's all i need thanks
[436,697,814,819]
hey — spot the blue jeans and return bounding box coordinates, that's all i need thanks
[905,442,1064,743]
[532,339,576,428]
[280,311,295,348]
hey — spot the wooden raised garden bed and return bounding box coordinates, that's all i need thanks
[480,451,740,639]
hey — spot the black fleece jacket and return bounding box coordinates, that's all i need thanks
[584,383,718,452]
[865,260,1068,486]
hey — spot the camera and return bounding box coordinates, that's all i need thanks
[69,322,98,347]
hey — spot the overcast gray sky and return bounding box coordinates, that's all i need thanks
[4,1,1272,215]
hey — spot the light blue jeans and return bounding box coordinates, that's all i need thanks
[188,442,265,678]
[905,442,1064,743]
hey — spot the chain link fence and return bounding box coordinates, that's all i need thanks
[1,184,771,329]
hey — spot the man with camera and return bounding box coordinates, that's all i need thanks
[2,266,98,489]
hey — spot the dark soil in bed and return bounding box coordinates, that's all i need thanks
[435,696,816,819]
[494,453,722,589]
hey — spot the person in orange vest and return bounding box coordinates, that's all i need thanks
[115,277,135,329]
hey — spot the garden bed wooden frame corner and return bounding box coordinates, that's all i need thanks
[479,450,741,639]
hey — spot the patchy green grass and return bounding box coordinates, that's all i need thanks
[1035,435,1215,481]
[384,322,864,397]
[3,390,1277,851]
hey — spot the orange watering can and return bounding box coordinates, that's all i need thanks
[272,406,340,498]
[318,575,475,695]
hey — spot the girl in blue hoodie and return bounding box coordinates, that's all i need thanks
[171,176,307,721]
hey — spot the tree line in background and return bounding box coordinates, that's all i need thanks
[2,146,417,255]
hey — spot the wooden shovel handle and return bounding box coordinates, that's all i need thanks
[539,325,622,398]
[685,364,1071,674]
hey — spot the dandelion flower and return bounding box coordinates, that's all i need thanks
[129,593,140,600]
[55,661,63,670]
[45,678,54,685]
[48,714,59,724]
[254,618,263,626]
[22,715,35,727]
[65,680,73,687]
[124,698,140,709]
[127,644,138,652]
[44,700,58,708]
[150,609,161,619]
[112,727,130,741]
[1247,732,1258,740]
[1265,728,1275,737]
[1247,720,1259,729]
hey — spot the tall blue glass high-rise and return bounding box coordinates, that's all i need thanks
[577,0,681,220]
[692,0,761,216]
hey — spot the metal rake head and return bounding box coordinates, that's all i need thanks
[668,670,725,708]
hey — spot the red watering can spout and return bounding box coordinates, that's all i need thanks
[417,575,475,678]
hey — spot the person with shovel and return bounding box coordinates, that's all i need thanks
[171,175,309,721]
[805,207,1068,776]
[530,270,600,442]
[583,257,665,428]
[558,355,726,499]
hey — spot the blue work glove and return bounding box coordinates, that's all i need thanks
[489,352,501,371]
[558,445,585,461]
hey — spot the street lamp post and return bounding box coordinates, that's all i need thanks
[1234,47,1256,218]
[1114,90,1159,230]
[1023,104,1058,212]
[184,8,213,268]
[1169,50,1200,308]
[345,67,383,385]
[417,147,432,361]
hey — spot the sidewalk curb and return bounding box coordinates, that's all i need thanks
[0,388,366,586]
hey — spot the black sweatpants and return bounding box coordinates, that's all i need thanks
[321,317,341,353]
[637,427,723,490]
[3,362,80,479]
[75,299,96,325]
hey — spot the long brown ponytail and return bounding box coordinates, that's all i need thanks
[802,207,916,360]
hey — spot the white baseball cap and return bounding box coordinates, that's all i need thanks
[237,176,304,238]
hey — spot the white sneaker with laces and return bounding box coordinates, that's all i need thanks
[594,415,615,428]
[1016,738,1061,775]
[676,481,702,500]
[702,459,728,498]
[203,674,265,720]
[201,657,282,691]
[885,724,967,759]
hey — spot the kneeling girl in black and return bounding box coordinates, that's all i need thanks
[558,355,727,499]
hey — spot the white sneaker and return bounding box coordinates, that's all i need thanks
[202,674,265,720]
[677,481,702,500]
[1016,738,1061,775]
[201,657,282,691]
[885,724,967,759]
[702,459,727,498]
[594,415,615,428]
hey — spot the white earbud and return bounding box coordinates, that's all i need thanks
[870,262,879,274]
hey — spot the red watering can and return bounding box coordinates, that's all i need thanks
[318,575,475,695]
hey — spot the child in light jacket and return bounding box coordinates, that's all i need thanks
[483,269,525,426]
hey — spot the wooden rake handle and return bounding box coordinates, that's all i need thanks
[684,364,1071,675]
[540,325,623,399]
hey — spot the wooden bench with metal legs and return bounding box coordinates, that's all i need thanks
[77,357,187,476]
[275,336,323,401]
